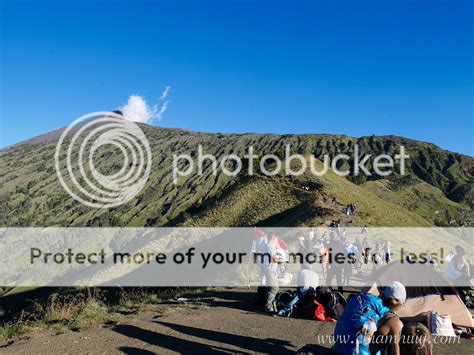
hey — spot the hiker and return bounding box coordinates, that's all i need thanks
[445,245,471,303]
[325,232,345,292]
[353,238,362,261]
[263,231,284,315]
[399,322,432,355]
[334,281,406,355]
[251,229,269,306]
[315,240,329,278]
[341,229,348,243]
[298,233,315,271]
[298,268,319,291]
[362,225,368,234]
[354,237,362,252]
[372,242,383,271]
[345,205,350,216]
[426,249,437,269]
[343,242,354,286]
[383,241,392,264]
[332,197,337,208]
[362,236,369,250]
[330,219,340,233]
[320,230,329,244]
[352,203,358,214]
[297,232,306,253]
[348,203,354,215]
[445,245,470,285]
[445,249,455,263]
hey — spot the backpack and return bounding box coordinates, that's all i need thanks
[293,288,328,321]
[274,290,295,310]
[274,290,299,317]
[316,286,346,320]
[347,293,387,332]
[334,293,389,355]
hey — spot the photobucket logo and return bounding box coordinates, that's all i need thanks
[172,144,409,183]
[54,112,152,208]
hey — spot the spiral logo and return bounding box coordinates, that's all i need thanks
[54,111,152,208]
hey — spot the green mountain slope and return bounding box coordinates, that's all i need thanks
[180,167,434,228]
[362,176,472,226]
[0,125,472,227]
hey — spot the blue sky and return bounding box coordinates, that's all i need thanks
[1,0,472,155]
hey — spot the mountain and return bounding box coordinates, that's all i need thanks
[0,124,472,227]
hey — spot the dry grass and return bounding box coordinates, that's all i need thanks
[0,287,201,342]
[0,289,110,342]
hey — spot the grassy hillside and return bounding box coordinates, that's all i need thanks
[363,176,472,226]
[0,125,472,227]
[179,159,437,227]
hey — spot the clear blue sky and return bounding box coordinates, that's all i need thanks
[1,0,472,155]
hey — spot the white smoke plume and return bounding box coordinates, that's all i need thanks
[161,86,171,100]
[156,100,169,120]
[120,86,171,123]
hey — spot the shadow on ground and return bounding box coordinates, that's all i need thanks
[114,321,334,354]
[114,324,237,354]
[201,289,260,312]
[117,346,155,355]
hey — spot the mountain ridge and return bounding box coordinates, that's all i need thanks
[5,122,472,159]
[0,124,472,227]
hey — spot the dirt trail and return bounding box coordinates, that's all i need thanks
[1,289,471,354]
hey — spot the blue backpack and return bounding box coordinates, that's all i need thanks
[333,293,389,355]
[274,290,299,317]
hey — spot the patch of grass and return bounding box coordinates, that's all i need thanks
[0,289,128,342]
[110,288,165,315]
[0,322,26,342]
[109,288,210,316]
[35,292,105,326]
[48,322,69,334]
[69,301,107,330]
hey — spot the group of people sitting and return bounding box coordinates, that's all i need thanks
[262,273,432,353]
[251,228,471,354]
[255,242,431,353]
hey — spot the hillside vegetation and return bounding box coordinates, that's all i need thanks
[0,124,472,227]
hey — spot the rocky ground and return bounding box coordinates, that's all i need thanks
[1,288,472,354]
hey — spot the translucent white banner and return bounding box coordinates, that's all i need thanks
[0,227,472,287]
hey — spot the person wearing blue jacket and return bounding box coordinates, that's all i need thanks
[334,281,406,355]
